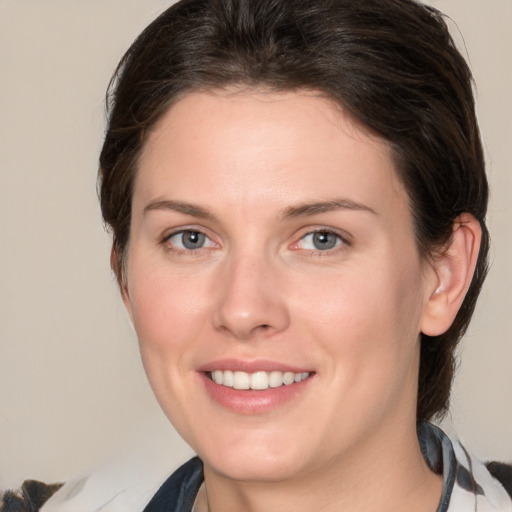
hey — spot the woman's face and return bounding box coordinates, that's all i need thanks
[124,90,438,482]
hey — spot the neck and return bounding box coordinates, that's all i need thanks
[201,419,443,512]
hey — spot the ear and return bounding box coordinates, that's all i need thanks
[420,213,482,336]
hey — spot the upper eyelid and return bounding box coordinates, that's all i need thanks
[294,226,352,244]
[160,225,214,241]
[158,225,352,248]
[160,228,219,254]
[158,229,215,254]
[285,228,352,257]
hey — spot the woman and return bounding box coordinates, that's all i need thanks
[39,0,511,511]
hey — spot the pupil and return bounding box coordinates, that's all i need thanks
[183,231,205,249]
[313,232,337,250]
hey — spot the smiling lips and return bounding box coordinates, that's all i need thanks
[200,365,314,414]
[209,370,311,390]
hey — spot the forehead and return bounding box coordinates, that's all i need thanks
[134,89,411,225]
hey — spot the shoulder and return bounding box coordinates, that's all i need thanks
[36,457,202,512]
[142,457,203,512]
[445,429,512,511]
[1,481,63,512]
[485,461,512,500]
[418,423,512,511]
[36,453,198,512]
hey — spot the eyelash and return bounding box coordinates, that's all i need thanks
[291,228,350,255]
[160,227,350,256]
[160,229,217,255]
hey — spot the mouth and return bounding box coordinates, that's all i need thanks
[208,370,311,390]
[198,360,315,413]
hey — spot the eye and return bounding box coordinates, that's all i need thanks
[296,230,344,251]
[164,230,216,251]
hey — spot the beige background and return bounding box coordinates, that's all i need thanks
[0,0,511,490]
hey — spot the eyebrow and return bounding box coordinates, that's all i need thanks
[143,197,376,221]
[282,199,376,218]
[144,200,216,220]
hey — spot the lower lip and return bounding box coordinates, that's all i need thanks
[199,373,313,414]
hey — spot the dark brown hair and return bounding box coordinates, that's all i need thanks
[99,0,489,421]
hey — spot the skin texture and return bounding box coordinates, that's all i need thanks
[122,90,480,512]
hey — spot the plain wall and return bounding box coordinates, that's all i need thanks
[0,0,511,490]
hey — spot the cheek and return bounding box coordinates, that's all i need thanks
[299,263,421,339]
[125,264,213,421]
[293,254,425,383]
[126,262,211,361]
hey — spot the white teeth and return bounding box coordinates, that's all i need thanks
[223,370,234,387]
[269,371,283,388]
[212,370,223,385]
[233,371,251,390]
[283,372,295,385]
[210,370,310,390]
[250,371,269,390]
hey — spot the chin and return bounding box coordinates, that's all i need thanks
[194,428,317,482]
[208,451,308,483]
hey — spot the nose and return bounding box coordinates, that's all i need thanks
[212,252,290,340]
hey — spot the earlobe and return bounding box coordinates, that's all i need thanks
[421,213,481,336]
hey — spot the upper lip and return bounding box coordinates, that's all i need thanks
[196,358,313,374]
